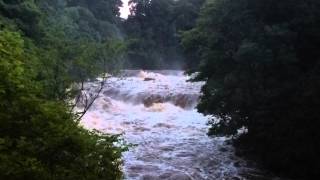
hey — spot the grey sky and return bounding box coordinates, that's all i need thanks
[120,0,130,18]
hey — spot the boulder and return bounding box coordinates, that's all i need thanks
[144,77,155,81]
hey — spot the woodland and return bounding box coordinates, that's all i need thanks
[1,0,319,179]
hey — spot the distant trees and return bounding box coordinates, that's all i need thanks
[35,0,126,100]
[182,0,320,178]
[124,0,205,69]
[0,0,126,179]
[38,0,123,41]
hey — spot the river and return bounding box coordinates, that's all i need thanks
[80,70,276,180]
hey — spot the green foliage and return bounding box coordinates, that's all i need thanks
[182,0,320,178]
[38,0,123,41]
[0,0,43,38]
[124,0,205,69]
[0,0,127,179]
[0,29,126,180]
[28,0,127,100]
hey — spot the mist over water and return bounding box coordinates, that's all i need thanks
[81,70,274,180]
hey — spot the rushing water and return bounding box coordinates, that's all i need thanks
[80,70,275,180]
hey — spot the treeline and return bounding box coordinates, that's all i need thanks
[0,0,126,179]
[182,0,320,178]
[123,0,205,69]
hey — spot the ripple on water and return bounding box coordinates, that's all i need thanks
[80,70,279,180]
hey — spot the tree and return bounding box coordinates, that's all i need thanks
[0,29,126,180]
[0,0,127,179]
[182,0,320,178]
[123,0,205,69]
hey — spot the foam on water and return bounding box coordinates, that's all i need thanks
[80,70,274,180]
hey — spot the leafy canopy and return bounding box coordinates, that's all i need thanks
[182,0,320,178]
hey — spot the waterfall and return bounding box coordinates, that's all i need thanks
[80,70,274,180]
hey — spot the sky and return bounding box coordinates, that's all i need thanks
[120,0,130,19]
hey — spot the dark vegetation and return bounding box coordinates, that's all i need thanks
[182,0,320,178]
[1,0,319,179]
[123,0,205,69]
[0,0,126,179]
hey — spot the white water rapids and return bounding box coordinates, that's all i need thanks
[80,70,275,180]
